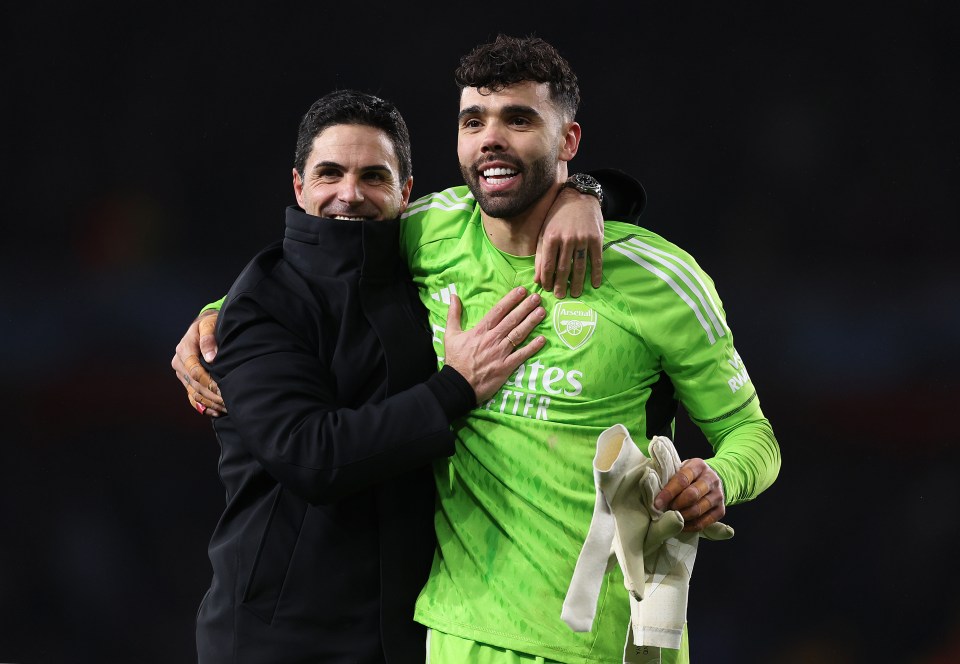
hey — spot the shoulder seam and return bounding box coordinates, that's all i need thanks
[602,233,643,251]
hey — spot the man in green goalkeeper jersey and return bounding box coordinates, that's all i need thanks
[401,36,779,664]
[175,35,780,664]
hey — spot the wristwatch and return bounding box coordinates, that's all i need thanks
[562,173,604,205]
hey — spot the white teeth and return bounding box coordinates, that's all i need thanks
[332,215,367,220]
[482,167,518,178]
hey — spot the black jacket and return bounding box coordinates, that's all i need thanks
[196,207,474,663]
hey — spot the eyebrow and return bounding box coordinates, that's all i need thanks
[457,104,542,122]
[311,161,392,174]
[457,105,483,122]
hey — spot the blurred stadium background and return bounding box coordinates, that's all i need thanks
[2,3,956,662]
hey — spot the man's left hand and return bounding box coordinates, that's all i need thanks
[654,458,726,533]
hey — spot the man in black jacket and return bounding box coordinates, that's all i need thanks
[195,90,549,663]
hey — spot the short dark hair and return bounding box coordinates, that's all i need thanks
[454,34,580,120]
[293,89,412,183]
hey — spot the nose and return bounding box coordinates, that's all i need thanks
[480,122,507,153]
[337,174,364,205]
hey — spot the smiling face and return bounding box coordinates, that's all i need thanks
[457,81,580,222]
[293,123,413,221]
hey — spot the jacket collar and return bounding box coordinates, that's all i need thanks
[282,206,401,279]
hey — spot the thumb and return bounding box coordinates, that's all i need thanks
[701,522,735,541]
[199,314,219,362]
[445,294,463,336]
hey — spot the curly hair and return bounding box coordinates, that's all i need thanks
[293,89,412,183]
[454,34,580,120]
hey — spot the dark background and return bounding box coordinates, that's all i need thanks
[2,2,956,662]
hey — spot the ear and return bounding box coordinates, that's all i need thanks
[559,121,582,162]
[292,168,305,208]
[398,176,414,213]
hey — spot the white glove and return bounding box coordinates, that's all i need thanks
[562,424,734,653]
[562,425,684,628]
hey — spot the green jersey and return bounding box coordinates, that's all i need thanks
[400,187,780,663]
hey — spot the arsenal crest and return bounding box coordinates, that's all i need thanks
[552,301,598,350]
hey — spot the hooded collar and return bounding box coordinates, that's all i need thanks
[282,206,401,280]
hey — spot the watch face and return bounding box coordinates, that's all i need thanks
[569,174,602,200]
